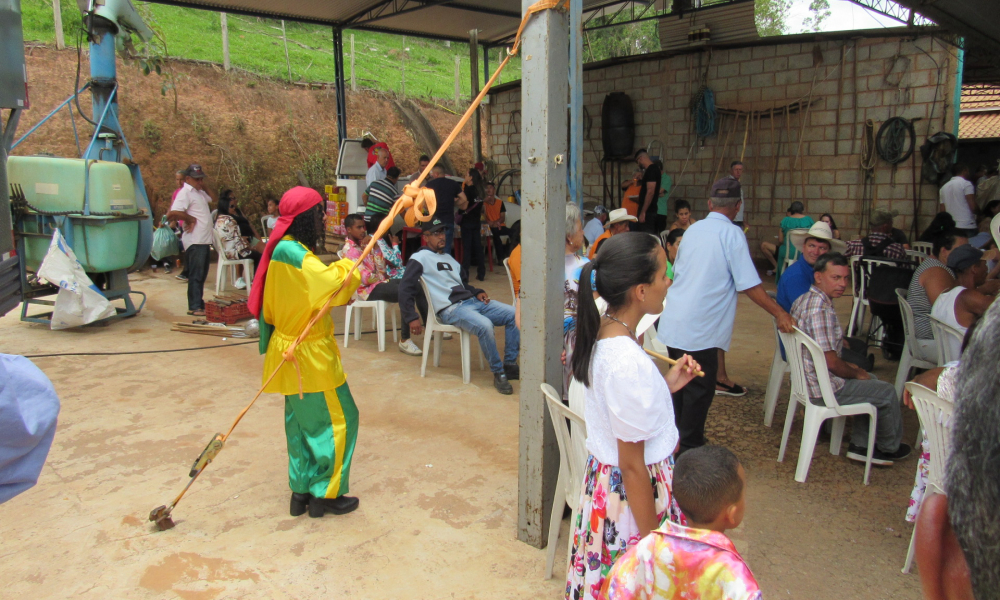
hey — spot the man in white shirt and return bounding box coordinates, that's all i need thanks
[365,147,389,188]
[939,163,978,236]
[657,177,794,453]
[583,205,608,246]
[166,164,214,316]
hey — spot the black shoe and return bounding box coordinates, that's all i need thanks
[494,373,513,395]
[846,442,911,466]
[308,495,359,518]
[504,362,519,381]
[290,492,310,517]
[866,353,875,371]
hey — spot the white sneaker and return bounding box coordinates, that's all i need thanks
[234,277,247,290]
[398,339,423,356]
[442,332,453,340]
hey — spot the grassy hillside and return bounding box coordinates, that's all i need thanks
[20,0,522,102]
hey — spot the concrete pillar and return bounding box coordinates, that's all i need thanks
[517,0,567,548]
[469,29,482,163]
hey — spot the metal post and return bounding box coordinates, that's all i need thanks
[569,0,583,207]
[953,42,964,136]
[469,29,482,162]
[517,0,567,548]
[332,28,348,147]
[220,13,230,71]
[483,44,490,88]
[281,20,292,83]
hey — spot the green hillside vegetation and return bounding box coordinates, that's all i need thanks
[20,0,523,102]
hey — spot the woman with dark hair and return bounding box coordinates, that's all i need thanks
[248,186,362,519]
[819,213,841,239]
[664,227,684,280]
[760,201,813,278]
[457,168,486,281]
[918,212,957,243]
[215,192,266,288]
[668,199,696,232]
[565,232,701,600]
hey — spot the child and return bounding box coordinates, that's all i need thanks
[601,446,761,600]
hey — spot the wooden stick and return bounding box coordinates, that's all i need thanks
[644,348,706,378]
[835,44,845,156]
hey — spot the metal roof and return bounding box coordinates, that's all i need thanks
[144,0,638,44]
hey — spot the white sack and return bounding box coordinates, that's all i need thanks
[36,230,116,329]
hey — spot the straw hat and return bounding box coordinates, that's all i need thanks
[788,221,848,254]
[605,208,638,229]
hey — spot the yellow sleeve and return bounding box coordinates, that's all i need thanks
[301,254,361,310]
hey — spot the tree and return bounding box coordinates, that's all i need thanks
[801,0,832,32]
[755,0,793,36]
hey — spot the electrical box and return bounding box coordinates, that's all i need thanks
[0,0,28,110]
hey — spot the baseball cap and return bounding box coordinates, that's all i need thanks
[946,244,983,271]
[421,218,446,234]
[710,177,741,199]
[592,205,608,216]
[605,208,638,229]
[870,207,898,228]
[184,164,206,179]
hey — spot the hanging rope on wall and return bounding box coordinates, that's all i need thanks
[859,119,877,235]
[690,85,716,139]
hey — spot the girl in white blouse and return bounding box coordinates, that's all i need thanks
[564,232,701,600]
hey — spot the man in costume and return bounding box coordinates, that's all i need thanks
[249,187,363,518]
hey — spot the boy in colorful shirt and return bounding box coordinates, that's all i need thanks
[601,446,761,600]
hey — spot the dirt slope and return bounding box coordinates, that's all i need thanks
[13,46,476,220]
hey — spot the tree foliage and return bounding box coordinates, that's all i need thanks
[755,0,793,36]
[801,0,832,32]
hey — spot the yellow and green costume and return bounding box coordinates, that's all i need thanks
[259,237,361,499]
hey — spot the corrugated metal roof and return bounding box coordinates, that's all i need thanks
[147,0,630,43]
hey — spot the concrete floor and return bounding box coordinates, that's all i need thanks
[0,264,923,599]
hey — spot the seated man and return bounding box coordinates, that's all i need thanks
[791,253,910,465]
[587,208,636,260]
[342,214,426,356]
[602,446,761,600]
[398,218,520,395]
[844,208,907,260]
[907,229,967,359]
[776,221,845,312]
[931,245,996,359]
[483,182,512,262]
[582,205,608,247]
[364,166,401,235]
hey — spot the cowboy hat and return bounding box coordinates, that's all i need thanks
[788,221,848,254]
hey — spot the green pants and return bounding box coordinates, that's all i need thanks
[284,383,359,499]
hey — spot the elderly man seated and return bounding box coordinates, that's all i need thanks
[791,252,910,466]
[588,208,636,259]
[398,218,520,395]
[776,221,846,312]
[930,245,996,359]
[845,208,907,260]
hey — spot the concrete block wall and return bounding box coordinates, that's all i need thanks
[486,34,958,260]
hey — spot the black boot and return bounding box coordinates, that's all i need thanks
[503,363,519,381]
[308,495,360,518]
[290,492,310,517]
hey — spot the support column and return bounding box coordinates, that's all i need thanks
[220,13,230,71]
[517,0,567,548]
[569,0,583,207]
[332,28,348,148]
[469,29,482,163]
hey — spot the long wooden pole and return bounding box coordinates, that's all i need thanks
[281,20,292,83]
[220,13,230,72]
[645,349,706,378]
[53,0,65,50]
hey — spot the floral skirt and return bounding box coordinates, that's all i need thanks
[564,455,683,600]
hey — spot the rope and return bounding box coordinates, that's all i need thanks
[859,119,877,235]
[153,0,567,523]
[691,85,716,138]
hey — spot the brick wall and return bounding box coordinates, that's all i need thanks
[486,34,958,259]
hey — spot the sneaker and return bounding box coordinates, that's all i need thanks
[163,265,172,274]
[494,372,513,395]
[441,332,453,340]
[715,381,747,396]
[846,442,911,466]
[504,362,520,381]
[234,277,247,290]
[176,274,188,281]
[398,339,423,356]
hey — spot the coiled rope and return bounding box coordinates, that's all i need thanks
[691,85,716,139]
[875,116,915,165]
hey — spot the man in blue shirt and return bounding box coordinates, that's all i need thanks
[657,178,794,453]
[776,221,846,312]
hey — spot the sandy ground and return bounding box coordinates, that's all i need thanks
[0,263,923,599]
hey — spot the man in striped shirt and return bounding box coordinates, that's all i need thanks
[364,166,401,234]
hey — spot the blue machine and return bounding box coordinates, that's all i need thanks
[3,0,154,325]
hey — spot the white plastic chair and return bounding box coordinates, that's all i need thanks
[567,378,588,469]
[911,241,933,257]
[211,228,253,295]
[902,382,954,573]
[343,299,398,352]
[929,315,964,365]
[259,215,271,238]
[502,257,516,306]
[894,289,938,398]
[763,313,790,428]
[990,213,1000,248]
[419,279,483,383]
[541,383,588,580]
[782,228,808,273]
[777,327,878,484]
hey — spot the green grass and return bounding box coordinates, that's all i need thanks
[19,0,523,102]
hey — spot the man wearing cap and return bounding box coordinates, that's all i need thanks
[397,218,520,395]
[930,245,996,359]
[583,205,608,246]
[844,208,907,260]
[657,177,794,453]
[634,149,662,233]
[166,164,214,316]
[587,208,636,260]
[939,163,978,237]
[776,222,847,312]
